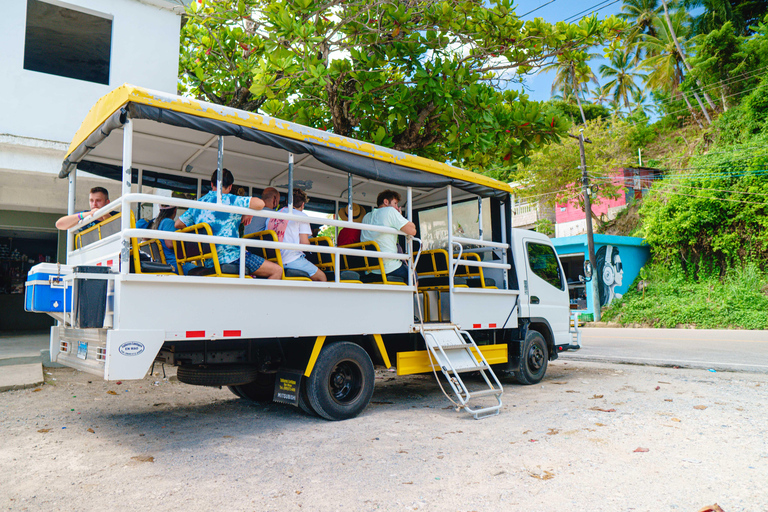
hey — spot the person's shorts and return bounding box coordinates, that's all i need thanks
[284,255,319,276]
[230,252,265,274]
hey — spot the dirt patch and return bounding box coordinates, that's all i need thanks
[1,362,766,511]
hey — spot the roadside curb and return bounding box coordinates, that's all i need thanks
[0,363,44,392]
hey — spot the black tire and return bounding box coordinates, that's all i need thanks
[515,330,548,385]
[230,372,276,402]
[306,342,374,421]
[176,365,259,387]
[298,378,318,417]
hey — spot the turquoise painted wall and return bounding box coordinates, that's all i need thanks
[551,234,650,317]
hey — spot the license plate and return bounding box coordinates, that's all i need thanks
[77,341,88,360]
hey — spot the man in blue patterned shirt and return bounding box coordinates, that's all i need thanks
[175,169,282,279]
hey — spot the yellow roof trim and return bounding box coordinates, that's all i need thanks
[66,84,514,194]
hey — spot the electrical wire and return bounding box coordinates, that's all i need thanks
[518,0,558,19]
[589,174,768,197]
[562,0,621,22]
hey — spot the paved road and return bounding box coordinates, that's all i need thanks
[562,327,768,373]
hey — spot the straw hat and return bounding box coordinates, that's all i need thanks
[338,203,365,222]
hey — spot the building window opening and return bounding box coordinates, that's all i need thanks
[24,0,112,85]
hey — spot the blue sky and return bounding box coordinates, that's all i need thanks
[512,0,624,103]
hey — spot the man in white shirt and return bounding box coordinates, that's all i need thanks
[360,190,416,282]
[267,188,327,281]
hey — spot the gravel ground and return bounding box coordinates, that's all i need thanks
[1,360,766,512]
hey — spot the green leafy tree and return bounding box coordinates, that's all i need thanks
[619,0,664,64]
[684,0,768,36]
[538,50,600,124]
[180,0,626,170]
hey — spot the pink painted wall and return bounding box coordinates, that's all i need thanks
[555,176,626,224]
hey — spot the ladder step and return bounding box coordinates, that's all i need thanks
[466,388,502,399]
[466,404,501,419]
[448,362,490,373]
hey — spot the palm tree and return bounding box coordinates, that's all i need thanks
[599,51,643,111]
[631,88,654,117]
[619,0,665,64]
[539,50,599,124]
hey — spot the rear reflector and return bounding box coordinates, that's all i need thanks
[186,330,205,338]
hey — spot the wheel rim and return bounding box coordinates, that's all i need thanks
[328,359,363,405]
[527,342,545,372]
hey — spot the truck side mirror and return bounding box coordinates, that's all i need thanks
[583,260,593,282]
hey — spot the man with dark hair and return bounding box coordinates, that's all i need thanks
[268,188,326,281]
[175,169,282,279]
[360,189,416,282]
[243,187,280,236]
[55,186,113,230]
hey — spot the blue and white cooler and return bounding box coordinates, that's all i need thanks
[25,263,73,313]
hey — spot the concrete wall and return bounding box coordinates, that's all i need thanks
[0,0,181,144]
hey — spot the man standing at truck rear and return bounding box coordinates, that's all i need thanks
[175,169,282,279]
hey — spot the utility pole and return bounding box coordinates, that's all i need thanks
[577,131,601,322]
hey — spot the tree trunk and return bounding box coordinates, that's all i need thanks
[660,0,717,112]
[681,92,704,128]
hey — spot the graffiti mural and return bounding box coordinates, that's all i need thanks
[596,245,624,307]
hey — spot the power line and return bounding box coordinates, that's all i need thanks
[645,187,768,206]
[562,0,621,22]
[518,0,558,19]
[590,174,768,197]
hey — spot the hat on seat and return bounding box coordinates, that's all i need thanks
[338,203,365,222]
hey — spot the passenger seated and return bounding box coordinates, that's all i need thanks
[337,203,365,246]
[360,190,417,283]
[151,205,197,275]
[54,186,113,231]
[267,188,327,282]
[175,169,282,279]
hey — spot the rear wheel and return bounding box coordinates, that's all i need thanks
[229,372,276,402]
[306,342,374,421]
[514,330,548,385]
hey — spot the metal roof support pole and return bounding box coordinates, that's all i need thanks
[347,173,353,222]
[334,199,340,284]
[137,168,144,222]
[196,178,201,200]
[447,185,454,323]
[500,196,508,290]
[478,196,483,240]
[288,152,294,214]
[66,168,77,255]
[120,118,133,276]
[216,136,224,204]
[407,186,413,287]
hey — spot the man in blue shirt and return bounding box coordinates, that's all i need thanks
[175,169,282,279]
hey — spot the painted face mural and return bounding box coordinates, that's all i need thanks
[596,245,624,307]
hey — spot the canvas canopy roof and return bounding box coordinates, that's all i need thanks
[61,84,513,205]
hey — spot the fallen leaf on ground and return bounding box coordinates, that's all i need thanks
[589,394,604,399]
[550,381,567,385]
[697,504,725,512]
[87,428,95,433]
[590,407,616,413]
[655,386,660,390]
[634,447,650,453]
[152,403,168,407]
[32,388,42,392]
[565,390,579,393]
[694,405,708,410]
[37,429,50,433]
[397,450,408,454]
[595,423,606,427]
[672,418,681,422]
[402,482,413,485]
[522,430,532,434]
[529,439,538,443]
[658,381,671,384]
[130,455,154,463]
[106,391,117,395]
[665,399,673,402]
[529,470,555,480]
[547,428,559,436]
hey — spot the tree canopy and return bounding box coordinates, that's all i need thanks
[179,0,625,170]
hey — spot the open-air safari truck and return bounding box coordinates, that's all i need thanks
[25,85,580,420]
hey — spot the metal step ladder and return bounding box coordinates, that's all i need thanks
[419,324,503,419]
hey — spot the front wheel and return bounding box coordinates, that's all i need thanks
[514,330,548,385]
[306,342,374,421]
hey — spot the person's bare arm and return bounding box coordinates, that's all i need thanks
[299,233,310,245]
[400,221,417,236]
[55,207,99,230]
[249,197,265,210]
[174,219,187,230]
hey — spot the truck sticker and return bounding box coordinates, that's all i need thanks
[118,342,145,356]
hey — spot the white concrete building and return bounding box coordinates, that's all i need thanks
[0,0,185,330]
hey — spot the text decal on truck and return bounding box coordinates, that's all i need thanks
[119,342,145,356]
